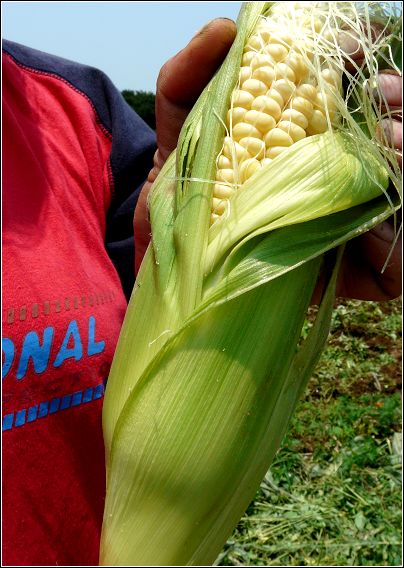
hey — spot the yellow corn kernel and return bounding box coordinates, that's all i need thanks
[280,108,309,129]
[315,92,338,112]
[222,137,251,162]
[239,137,266,159]
[263,127,294,148]
[286,53,309,81]
[216,169,235,184]
[242,51,256,66]
[252,66,275,87]
[321,68,342,90]
[231,89,255,109]
[213,183,234,200]
[271,79,295,103]
[242,78,268,97]
[277,120,306,142]
[239,66,253,84]
[289,96,314,120]
[239,158,261,183]
[232,122,262,142]
[244,109,276,133]
[245,35,264,51]
[260,157,272,168]
[227,107,247,128]
[212,197,227,215]
[274,63,296,83]
[306,109,328,135]
[302,15,324,34]
[263,43,289,62]
[266,145,291,159]
[255,25,271,42]
[251,95,282,121]
[314,92,338,121]
[293,38,315,62]
[217,155,232,169]
[210,212,221,225]
[267,31,293,47]
[250,53,275,70]
[296,83,318,101]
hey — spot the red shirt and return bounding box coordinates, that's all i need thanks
[2,41,156,566]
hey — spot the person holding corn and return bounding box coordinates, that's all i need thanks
[2,10,401,568]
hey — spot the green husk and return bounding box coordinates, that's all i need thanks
[100,2,401,566]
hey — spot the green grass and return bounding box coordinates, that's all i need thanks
[217,298,402,567]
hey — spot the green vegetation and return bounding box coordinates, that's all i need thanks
[122,89,155,130]
[217,298,402,567]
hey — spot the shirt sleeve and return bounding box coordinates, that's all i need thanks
[81,70,157,300]
[3,39,157,300]
[103,94,157,300]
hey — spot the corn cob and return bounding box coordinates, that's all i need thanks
[100,2,401,566]
[211,4,343,224]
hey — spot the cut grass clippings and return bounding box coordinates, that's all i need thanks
[217,298,402,567]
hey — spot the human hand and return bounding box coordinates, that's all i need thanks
[133,18,237,273]
[336,34,402,301]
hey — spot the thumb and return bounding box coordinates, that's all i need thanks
[155,18,237,161]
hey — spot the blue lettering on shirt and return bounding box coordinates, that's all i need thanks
[87,315,105,356]
[16,327,54,379]
[53,320,83,368]
[2,316,106,379]
[2,338,15,380]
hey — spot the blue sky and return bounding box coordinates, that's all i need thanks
[2,1,243,92]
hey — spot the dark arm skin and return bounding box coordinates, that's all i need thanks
[134,18,402,301]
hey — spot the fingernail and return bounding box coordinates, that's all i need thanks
[376,120,391,144]
[376,119,402,149]
[191,17,235,40]
[373,74,386,100]
[338,31,361,57]
[372,72,399,103]
[191,20,214,40]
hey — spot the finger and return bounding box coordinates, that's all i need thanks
[155,18,237,161]
[133,177,152,275]
[376,71,403,108]
[377,119,402,150]
[375,120,402,169]
[133,149,166,274]
[339,22,389,75]
[339,22,386,61]
[337,221,402,301]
